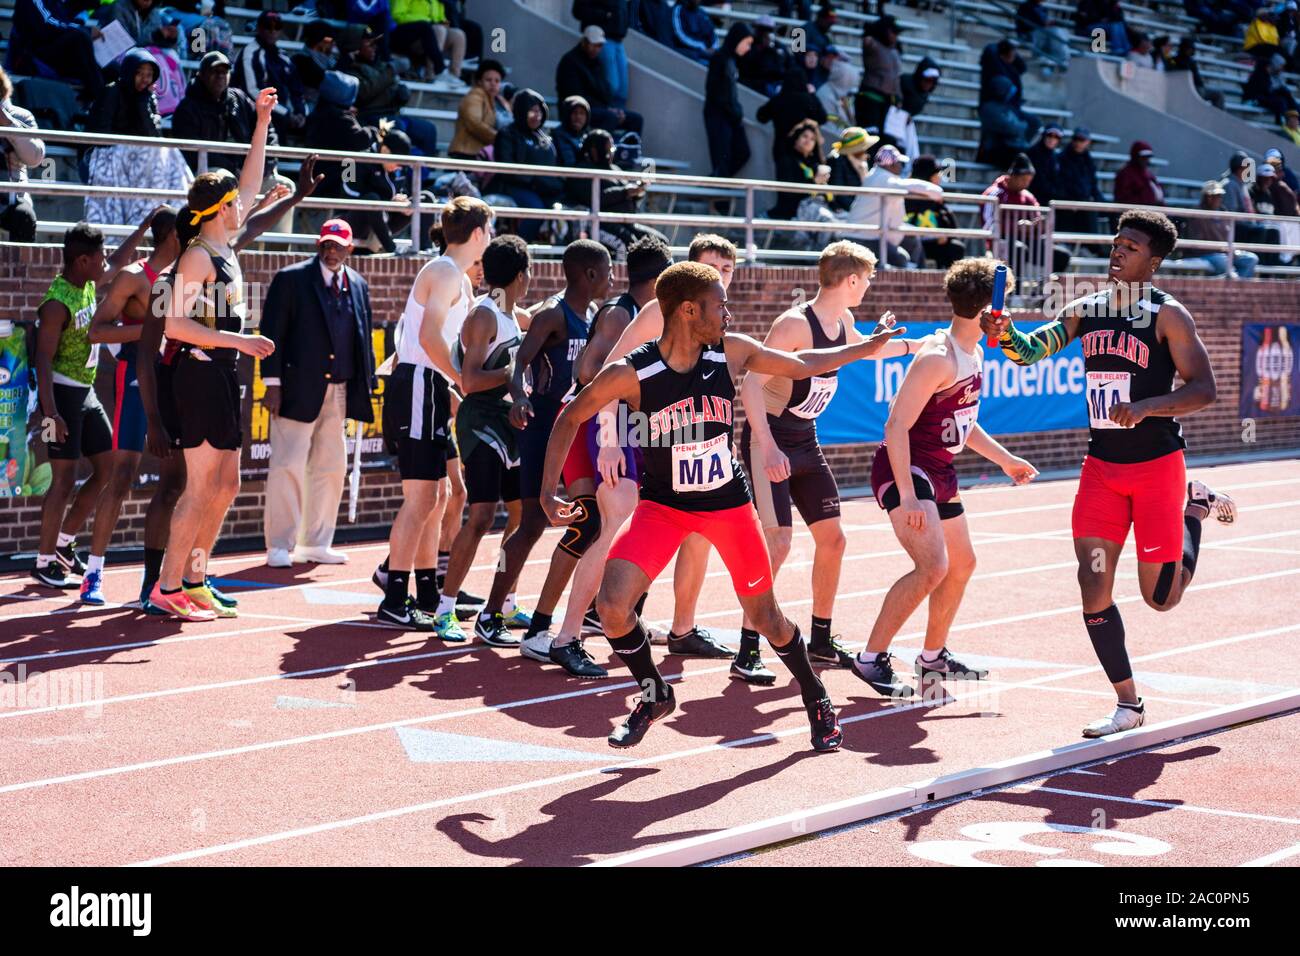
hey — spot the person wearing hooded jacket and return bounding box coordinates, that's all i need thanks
[757,64,827,160]
[554,95,592,168]
[704,22,755,179]
[12,0,105,102]
[88,47,162,139]
[816,56,860,144]
[1112,140,1164,207]
[977,74,1039,169]
[495,88,566,240]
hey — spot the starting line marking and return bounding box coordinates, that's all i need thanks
[591,691,1300,867]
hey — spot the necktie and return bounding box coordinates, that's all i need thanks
[331,271,342,299]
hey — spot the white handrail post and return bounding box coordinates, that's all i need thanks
[1227,221,1236,281]
[198,147,208,175]
[744,186,755,261]
[410,164,423,253]
[590,176,601,240]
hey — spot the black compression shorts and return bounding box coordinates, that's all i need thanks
[741,420,841,530]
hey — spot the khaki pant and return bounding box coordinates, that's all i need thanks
[264,384,349,552]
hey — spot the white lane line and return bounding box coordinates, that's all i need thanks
[1242,843,1300,866]
[1029,785,1300,827]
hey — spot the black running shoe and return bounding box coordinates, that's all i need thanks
[808,633,855,668]
[667,627,735,659]
[915,647,988,680]
[32,563,76,589]
[372,562,389,593]
[549,640,608,679]
[851,652,916,698]
[475,612,521,647]
[729,647,777,685]
[454,589,484,621]
[55,543,85,576]
[806,696,844,752]
[376,597,435,631]
[609,685,676,748]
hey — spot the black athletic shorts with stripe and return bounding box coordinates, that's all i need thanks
[47,382,113,461]
[740,418,841,530]
[383,362,451,482]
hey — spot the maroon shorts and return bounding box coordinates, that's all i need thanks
[607,499,772,595]
[1072,450,1186,563]
[870,446,960,508]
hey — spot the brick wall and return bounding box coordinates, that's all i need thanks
[1,243,1297,557]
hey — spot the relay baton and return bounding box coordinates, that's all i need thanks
[986,264,1008,348]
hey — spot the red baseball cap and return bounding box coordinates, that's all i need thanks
[318,219,354,246]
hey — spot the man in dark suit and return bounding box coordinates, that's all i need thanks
[260,219,377,567]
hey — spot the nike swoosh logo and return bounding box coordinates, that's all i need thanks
[747,577,765,588]
[703,371,716,379]
[1142,546,1160,553]
[389,612,411,624]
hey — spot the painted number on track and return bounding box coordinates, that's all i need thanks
[908,821,1172,867]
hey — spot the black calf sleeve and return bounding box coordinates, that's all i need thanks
[1084,604,1131,683]
[608,617,668,702]
[772,626,827,706]
[1182,513,1203,579]
[558,495,601,558]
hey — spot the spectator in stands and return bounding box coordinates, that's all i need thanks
[1266,146,1300,190]
[1183,0,1252,37]
[779,1,813,19]
[1186,180,1258,277]
[803,5,838,55]
[1016,0,1071,75]
[493,88,566,240]
[1249,163,1294,264]
[347,0,397,36]
[1281,108,1300,145]
[856,14,905,136]
[770,117,829,220]
[574,1,635,110]
[982,151,1070,271]
[897,57,941,160]
[390,0,464,89]
[980,38,1028,107]
[1221,150,1282,254]
[12,0,106,102]
[305,71,395,253]
[1261,156,1300,261]
[1153,35,1175,70]
[808,44,843,90]
[88,48,161,139]
[673,0,718,65]
[817,55,860,144]
[1114,140,1164,207]
[826,125,873,211]
[235,11,308,142]
[903,154,964,268]
[110,0,175,47]
[498,82,518,127]
[704,22,754,179]
[293,21,339,108]
[340,25,439,157]
[1056,126,1105,236]
[978,75,1040,170]
[1169,36,1225,109]
[1244,7,1284,63]
[1,66,43,244]
[758,65,827,160]
[1026,125,1063,206]
[1073,0,1130,57]
[172,51,281,183]
[740,16,789,97]
[637,0,675,47]
[554,96,592,168]
[1244,54,1300,121]
[846,142,942,268]
[444,0,483,64]
[450,60,506,160]
[568,128,667,255]
[1126,32,1159,69]
[557,26,645,135]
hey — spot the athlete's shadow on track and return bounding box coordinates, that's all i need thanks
[837,689,996,767]
[276,619,474,693]
[0,606,182,676]
[436,756,811,865]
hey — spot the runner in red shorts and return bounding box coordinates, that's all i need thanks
[984,210,1236,739]
[540,261,905,751]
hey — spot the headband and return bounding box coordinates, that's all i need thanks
[189,188,238,226]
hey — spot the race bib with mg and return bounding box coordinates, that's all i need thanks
[790,375,839,419]
[672,433,734,493]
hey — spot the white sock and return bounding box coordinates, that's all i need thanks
[436,593,456,617]
[86,554,105,575]
[921,647,943,663]
[57,532,76,548]
[552,633,576,648]
[36,553,55,568]
[502,592,517,614]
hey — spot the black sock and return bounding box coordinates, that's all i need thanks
[810,615,832,648]
[634,592,648,616]
[385,569,410,608]
[772,626,827,706]
[1182,513,1203,579]
[143,547,164,589]
[608,617,668,702]
[739,626,761,656]
[415,568,438,606]
[1084,604,1131,684]
[182,579,204,590]
[160,585,182,596]
[526,610,553,638]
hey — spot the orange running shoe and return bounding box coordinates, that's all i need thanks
[148,584,217,621]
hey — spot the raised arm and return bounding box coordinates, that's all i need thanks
[728,318,906,380]
[985,305,1084,367]
[1110,303,1216,428]
[102,209,159,284]
[88,270,147,344]
[846,309,923,358]
[239,89,279,222]
[235,154,322,252]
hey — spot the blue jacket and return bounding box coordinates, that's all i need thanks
[673,4,717,64]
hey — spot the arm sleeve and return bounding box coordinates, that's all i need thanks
[998,318,1072,366]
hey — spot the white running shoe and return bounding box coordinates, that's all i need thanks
[266,548,294,568]
[294,546,349,564]
[1187,480,1236,523]
[520,629,555,663]
[647,624,670,646]
[1082,700,1146,738]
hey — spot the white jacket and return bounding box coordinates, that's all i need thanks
[846,164,942,245]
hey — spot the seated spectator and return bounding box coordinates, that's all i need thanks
[497,83,518,128]
[86,48,192,226]
[293,20,339,107]
[703,23,754,179]
[12,0,105,103]
[1266,146,1300,191]
[980,38,1027,106]
[770,118,829,220]
[758,65,827,160]
[449,59,506,160]
[982,151,1071,272]
[1251,161,1294,262]
[1170,37,1225,109]
[234,10,308,141]
[1114,140,1164,207]
[673,0,717,65]
[1183,0,1251,37]
[817,56,861,144]
[904,154,965,268]
[1281,108,1300,145]
[1244,8,1283,62]
[855,14,905,136]
[803,5,838,55]
[1261,156,1300,262]
[390,0,462,89]
[1244,54,1299,121]
[556,26,644,135]
[554,96,592,168]
[1186,180,1257,277]
[826,125,873,212]
[347,0,397,35]
[493,88,566,241]
[304,71,395,253]
[110,0,175,47]
[1222,149,1281,253]
[1153,35,1175,70]
[637,0,675,47]
[171,51,281,184]
[568,128,668,255]
[740,16,789,97]
[443,0,482,64]
[1026,125,1064,205]
[1016,0,1071,74]
[1126,32,1157,68]
[978,75,1040,169]
[427,0,469,83]
[808,45,844,90]
[1074,0,1130,57]
[897,57,941,161]
[573,0,634,110]
[846,143,942,268]
[1,66,44,243]
[1056,126,1105,235]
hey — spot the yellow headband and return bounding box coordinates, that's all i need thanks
[189,188,238,226]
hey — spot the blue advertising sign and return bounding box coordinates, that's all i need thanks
[816,321,1089,446]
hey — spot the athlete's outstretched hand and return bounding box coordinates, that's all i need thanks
[237,334,276,360]
[541,493,581,527]
[861,318,907,356]
[899,494,927,532]
[255,88,278,124]
[980,308,1011,341]
[761,442,791,483]
[597,442,626,486]
[1002,456,1038,485]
